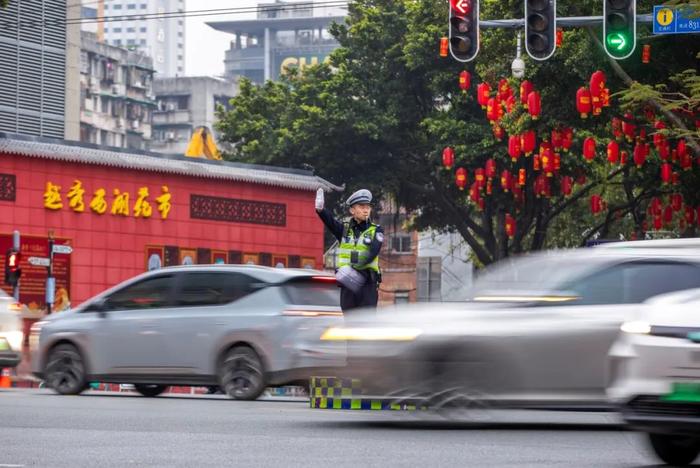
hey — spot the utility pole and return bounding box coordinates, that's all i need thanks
[46,230,55,315]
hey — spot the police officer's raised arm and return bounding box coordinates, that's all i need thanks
[314,188,344,242]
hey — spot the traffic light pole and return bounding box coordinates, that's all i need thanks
[478,14,652,29]
[12,230,19,302]
[46,231,54,315]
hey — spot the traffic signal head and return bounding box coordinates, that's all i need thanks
[525,0,557,60]
[603,0,636,59]
[4,249,21,287]
[448,0,479,62]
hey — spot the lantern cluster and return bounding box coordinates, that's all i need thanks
[576,70,610,118]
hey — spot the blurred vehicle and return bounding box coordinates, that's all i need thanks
[323,240,700,410]
[0,289,23,369]
[31,265,343,400]
[609,288,700,466]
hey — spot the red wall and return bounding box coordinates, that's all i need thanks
[0,153,323,305]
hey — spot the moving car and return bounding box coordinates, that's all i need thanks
[31,265,344,399]
[609,288,700,466]
[323,241,700,410]
[0,290,23,370]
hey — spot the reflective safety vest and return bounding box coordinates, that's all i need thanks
[336,222,380,273]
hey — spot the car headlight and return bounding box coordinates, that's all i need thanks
[30,320,49,334]
[620,321,651,334]
[320,327,422,341]
[1,330,24,351]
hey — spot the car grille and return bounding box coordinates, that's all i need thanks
[626,396,700,418]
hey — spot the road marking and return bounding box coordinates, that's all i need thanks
[0,464,25,467]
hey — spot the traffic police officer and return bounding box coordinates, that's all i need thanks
[315,188,384,312]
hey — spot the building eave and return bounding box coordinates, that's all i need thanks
[0,133,343,193]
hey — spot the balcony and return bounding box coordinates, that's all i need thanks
[153,110,192,126]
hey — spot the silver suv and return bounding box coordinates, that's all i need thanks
[31,265,344,400]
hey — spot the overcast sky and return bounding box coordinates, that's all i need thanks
[185,0,259,77]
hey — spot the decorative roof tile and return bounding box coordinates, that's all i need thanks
[0,133,342,192]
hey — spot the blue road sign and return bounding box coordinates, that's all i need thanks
[653,5,700,35]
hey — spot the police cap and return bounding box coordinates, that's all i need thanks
[346,189,372,207]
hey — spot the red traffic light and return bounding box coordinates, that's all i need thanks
[450,0,471,14]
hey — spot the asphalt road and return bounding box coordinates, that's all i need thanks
[0,388,668,467]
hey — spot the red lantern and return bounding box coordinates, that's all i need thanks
[475,168,485,188]
[672,171,680,185]
[556,27,563,47]
[518,168,526,186]
[654,215,663,230]
[633,142,646,167]
[671,149,678,162]
[583,137,596,162]
[520,80,533,107]
[590,70,606,98]
[602,88,611,107]
[653,120,666,149]
[439,37,449,57]
[486,97,498,121]
[521,130,536,155]
[551,129,562,150]
[541,145,554,177]
[512,184,524,204]
[501,170,512,192]
[442,147,455,169]
[492,124,505,140]
[533,154,540,171]
[591,194,602,214]
[469,182,480,204]
[642,44,651,64]
[664,206,673,225]
[607,140,619,164]
[576,87,592,118]
[554,153,561,172]
[561,127,573,152]
[485,158,497,178]
[505,95,516,113]
[681,151,693,171]
[505,213,516,239]
[455,167,468,190]
[685,205,695,224]
[527,91,541,120]
[459,70,471,92]
[671,193,683,212]
[576,173,587,185]
[477,83,491,109]
[486,178,493,195]
[611,117,623,140]
[508,135,522,162]
[660,163,672,183]
[620,150,628,165]
[561,176,573,196]
[622,113,636,142]
[677,139,688,158]
[498,78,512,101]
[592,94,603,117]
[658,141,670,161]
[650,197,662,216]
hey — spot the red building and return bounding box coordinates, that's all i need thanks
[0,133,339,317]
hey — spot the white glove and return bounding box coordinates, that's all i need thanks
[315,188,324,211]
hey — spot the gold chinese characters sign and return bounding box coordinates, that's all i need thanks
[44,181,172,220]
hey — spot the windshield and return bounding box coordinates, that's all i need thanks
[467,254,603,299]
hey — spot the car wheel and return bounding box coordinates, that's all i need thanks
[649,433,700,466]
[219,346,265,401]
[134,384,168,397]
[44,343,88,395]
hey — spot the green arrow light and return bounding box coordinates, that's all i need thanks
[606,33,628,51]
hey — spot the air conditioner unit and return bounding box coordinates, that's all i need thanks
[132,120,140,130]
[166,103,176,111]
[112,84,119,94]
[117,117,125,128]
[166,131,176,140]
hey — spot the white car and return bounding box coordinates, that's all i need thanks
[608,288,700,466]
[0,290,23,370]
